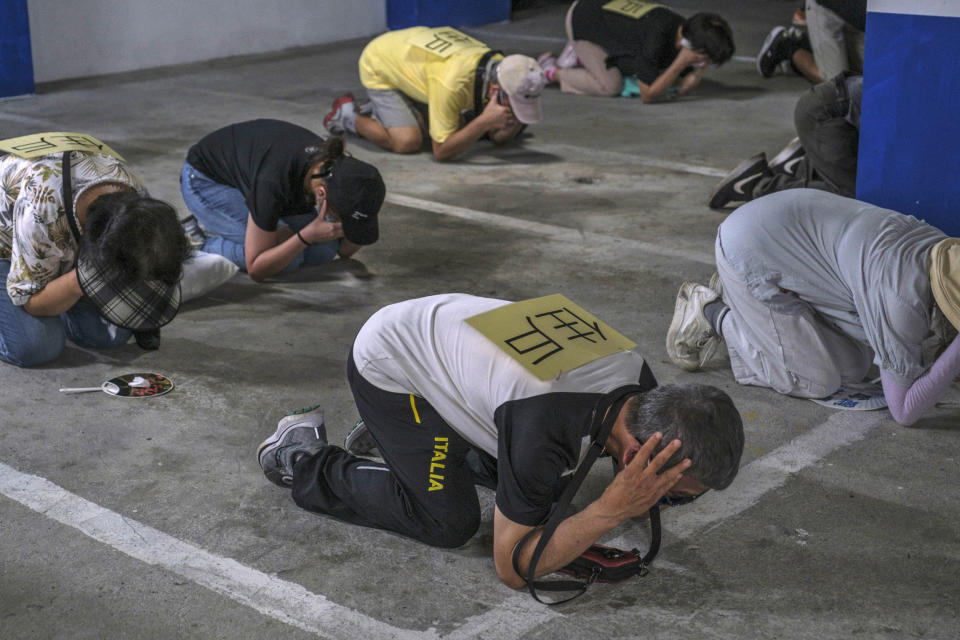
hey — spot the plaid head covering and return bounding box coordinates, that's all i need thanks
[76,255,181,331]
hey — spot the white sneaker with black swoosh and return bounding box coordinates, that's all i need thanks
[708,153,769,210]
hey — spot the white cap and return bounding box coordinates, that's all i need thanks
[496,54,546,124]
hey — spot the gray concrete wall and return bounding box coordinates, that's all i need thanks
[26,0,386,83]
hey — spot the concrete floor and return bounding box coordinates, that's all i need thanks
[2,1,959,638]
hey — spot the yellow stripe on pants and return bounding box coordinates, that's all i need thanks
[409,394,422,424]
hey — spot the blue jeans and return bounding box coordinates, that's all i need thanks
[0,260,132,367]
[179,162,339,272]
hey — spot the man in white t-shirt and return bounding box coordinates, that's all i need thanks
[258,293,744,588]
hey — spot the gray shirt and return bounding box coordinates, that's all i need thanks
[717,189,945,386]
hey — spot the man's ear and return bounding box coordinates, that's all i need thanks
[622,438,642,467]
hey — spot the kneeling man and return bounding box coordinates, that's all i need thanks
[259,293,744,587]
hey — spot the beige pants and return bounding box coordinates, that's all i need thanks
[557,1,624,97]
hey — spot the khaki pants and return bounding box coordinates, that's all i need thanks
[557,1,624,97]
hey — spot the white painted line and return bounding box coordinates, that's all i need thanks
[444,593,561,640]
[0,111,60,128]
[667,411,886,538]
[0,462,433,640]
[531,142,728,178]
[386,193,716,266]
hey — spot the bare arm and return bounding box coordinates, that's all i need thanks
[22,270,83,316]
[881,335,960,425]
[245,206,344,281]
[432,94,517,161]
[676,65,708,96]
[637,48,709,104]
[493,436,689,589]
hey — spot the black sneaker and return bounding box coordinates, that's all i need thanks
[257,405,327,487]
[756,27,794,78]
[768,137,805,176]
[708,153,770,209]
[134,329,161,350]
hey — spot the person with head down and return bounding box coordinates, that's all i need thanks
[257,293,745,588]
[323,26,546,162]
[0,134,190,365]
[181,119,386,282]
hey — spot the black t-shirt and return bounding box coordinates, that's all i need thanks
[186,119,322,231]
[494,365,658,526]
[571,0,684,84]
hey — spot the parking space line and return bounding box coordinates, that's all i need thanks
[0,462,431,640]
[386,193,717,266]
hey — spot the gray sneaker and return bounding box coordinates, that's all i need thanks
[180,215,207,251]
[257,405,327,487]
[344,418,379,456]
[666,282,722,371]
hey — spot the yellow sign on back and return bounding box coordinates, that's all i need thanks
[602,0,663,20]
[0,132,124,161]
[406,27,487,59]
[466,294,637,381]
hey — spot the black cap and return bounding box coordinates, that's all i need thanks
[324,156,385,245]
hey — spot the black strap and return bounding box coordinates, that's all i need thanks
[473,49,503,115]
[512,384,662,605]
[61,151,82,242]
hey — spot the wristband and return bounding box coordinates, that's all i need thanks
[296,230,311,246]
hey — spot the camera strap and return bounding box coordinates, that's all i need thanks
[511,384,662,605]
[473,49,503,115]
[61,151,82,242]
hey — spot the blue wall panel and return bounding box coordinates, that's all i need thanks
[387,0,511,30]
[857,11,960,236]
[0,0,34,98]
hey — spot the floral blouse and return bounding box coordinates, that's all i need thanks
[0,151,145,305]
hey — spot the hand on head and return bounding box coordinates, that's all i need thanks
[600,433,692,522]
[300,198,344,244]
[480,88,518,131]
[677,47,710,68]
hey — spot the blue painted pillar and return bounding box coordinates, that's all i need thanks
[856,0,960,236]
[387,0,511,29]
[0,0,34,98]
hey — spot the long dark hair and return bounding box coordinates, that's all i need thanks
[80,191,190,285]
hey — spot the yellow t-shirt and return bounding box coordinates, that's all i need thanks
[358,26,502,144]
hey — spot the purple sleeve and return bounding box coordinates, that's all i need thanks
[881,335,960,425]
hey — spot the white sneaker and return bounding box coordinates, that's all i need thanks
[179,251,239,303]
[708,272,723,298]
[666,282,722,371]
[557,41,578,68]
[324,93,358,135]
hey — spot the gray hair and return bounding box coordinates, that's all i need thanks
[624,384,744,490]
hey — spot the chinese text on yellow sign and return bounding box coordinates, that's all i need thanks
[466,294,636,381]
[0,132,124,161]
